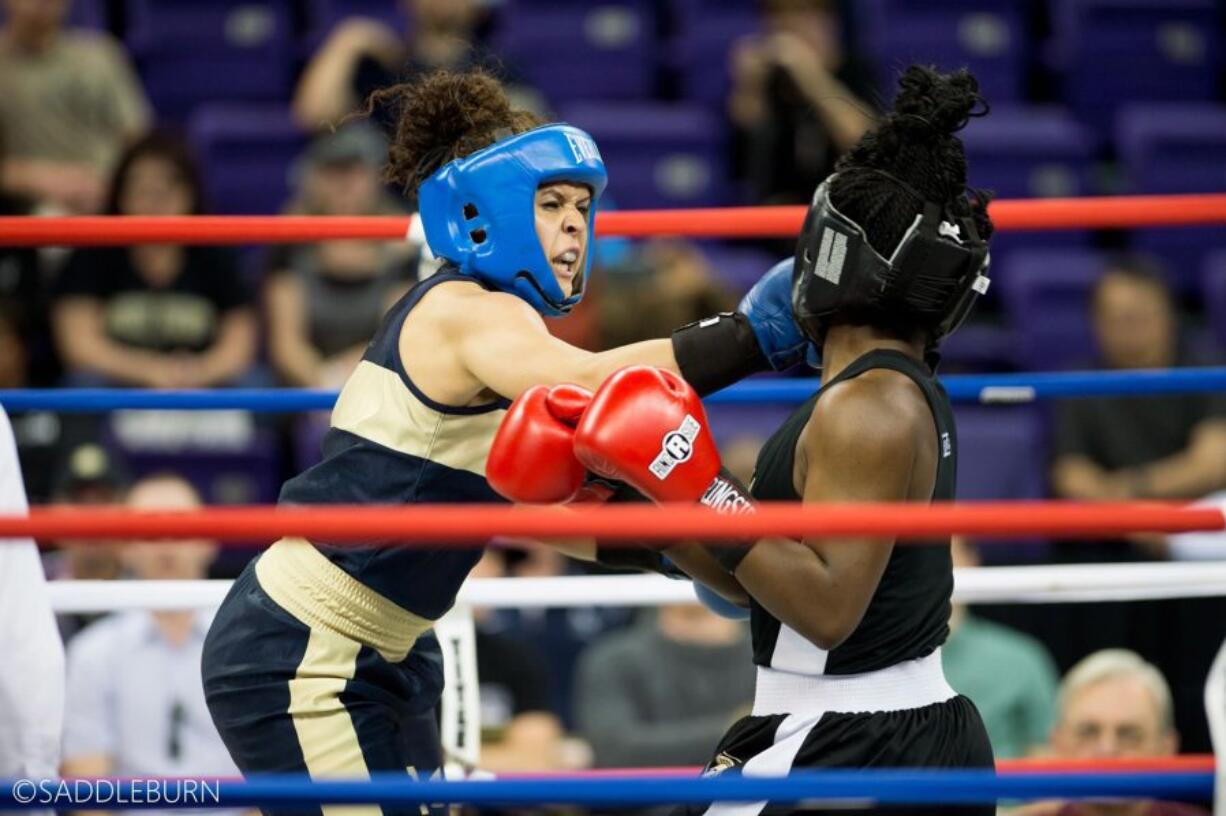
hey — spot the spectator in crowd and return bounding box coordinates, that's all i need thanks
[1013,649,1206,816]
[265,123,415,389]
[0,0,150,213]
[1037,257,1226,757]
[294,0,533,130]
[60,473,240,793]
[728,0,876,206]
[466,549,580,773]
[50,132,258,388]
[942,537,1059,759]
[0,306,25,389]
[1052,258,1226,509]
[45,443,129,641]
[599,241,736,349]
[575,602,754,768]
[0,122,55,389]
[494,546,634,728]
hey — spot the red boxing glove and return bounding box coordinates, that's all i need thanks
[573,367,723,503]
[487,383,592,504]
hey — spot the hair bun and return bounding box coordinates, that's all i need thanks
[830,64,994,256]
[371,68,543,195]
[400,70,514,161]
[892,65,987,136]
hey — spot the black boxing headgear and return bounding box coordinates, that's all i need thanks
[791,173,991,348]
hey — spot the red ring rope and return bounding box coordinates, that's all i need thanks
[2,193,1225,245]
[2,501,1221,544]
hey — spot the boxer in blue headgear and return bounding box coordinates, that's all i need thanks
[202,69,816,793]
[418,124,608,316]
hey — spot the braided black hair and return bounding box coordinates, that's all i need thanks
[831,65,994,258]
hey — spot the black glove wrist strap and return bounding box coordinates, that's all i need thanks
[672,312,770,397]
[593,481,686,578]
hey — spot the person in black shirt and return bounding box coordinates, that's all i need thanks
[1043,258,1226,756]
[50,132,256,388]
[1053,258,1226,507]
[564,67,996,816]
[293,0,530,132]
[729,0,877,207]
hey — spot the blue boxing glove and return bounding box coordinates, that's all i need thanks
[671,257,817,395]
[694,581,751,620]
[739,258,813,371]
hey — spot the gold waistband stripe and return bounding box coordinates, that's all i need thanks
[255,537,432,663]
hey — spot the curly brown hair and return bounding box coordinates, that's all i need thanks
[367,69,545,199]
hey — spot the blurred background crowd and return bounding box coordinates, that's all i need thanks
[2,0,1225,799]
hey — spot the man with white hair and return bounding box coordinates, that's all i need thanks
[1016,649,1207,816]
[61,473,239,815]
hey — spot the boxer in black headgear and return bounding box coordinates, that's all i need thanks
[792,168,990,357]
[672,65,998,816]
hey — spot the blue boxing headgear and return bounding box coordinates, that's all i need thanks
[418,124,608,316]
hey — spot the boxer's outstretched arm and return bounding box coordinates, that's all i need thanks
[447,289,678,399]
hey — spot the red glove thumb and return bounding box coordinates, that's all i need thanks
[545,383,592,426]
[487,384,592,504]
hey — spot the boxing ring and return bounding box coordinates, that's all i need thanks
[2,191,1226,811]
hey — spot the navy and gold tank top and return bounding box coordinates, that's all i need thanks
[750,349,957,676]
[254,269,508,663]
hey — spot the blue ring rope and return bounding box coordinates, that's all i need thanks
[2,368,1226,412]
[0,770,1213,809]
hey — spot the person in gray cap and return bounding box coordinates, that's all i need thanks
[266,122,418,390]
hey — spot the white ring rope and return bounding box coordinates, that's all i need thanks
[44,561,1226,613]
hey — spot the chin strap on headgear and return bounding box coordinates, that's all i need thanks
[791,172,991,347]
[418,124,608,317]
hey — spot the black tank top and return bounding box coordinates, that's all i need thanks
[749,349,957,675]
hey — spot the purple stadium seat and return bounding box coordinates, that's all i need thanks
[126,0,295,122]
[698,243,778,295]
[560,103,730,208]
[294,413,331,472]
[669,0,756,25]
[962,107,1096,199]
[1202,252,1226,354]
[871,9,1028,103]
[707,401,799,447]
[999,250,1104,371]
[670,13,761,109]
[306,0,408,34]
[1117,104,1226,293]
[301,0,410,54]
[188,106,308,215]
[960,106,1097,266]
[107,428,282,505]
[953,406,1045,501]
[494,2,657,105]
[66,0,108,31]
[939,321,1018,372]
[1050,0,1221,135]
[953,405,1049,563]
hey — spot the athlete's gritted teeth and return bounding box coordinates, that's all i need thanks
[552,248,580,280]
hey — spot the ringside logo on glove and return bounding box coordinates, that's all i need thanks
[700,475,756,515]
[650,415,701,480]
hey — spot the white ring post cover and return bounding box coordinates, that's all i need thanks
[436,604,481,770]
